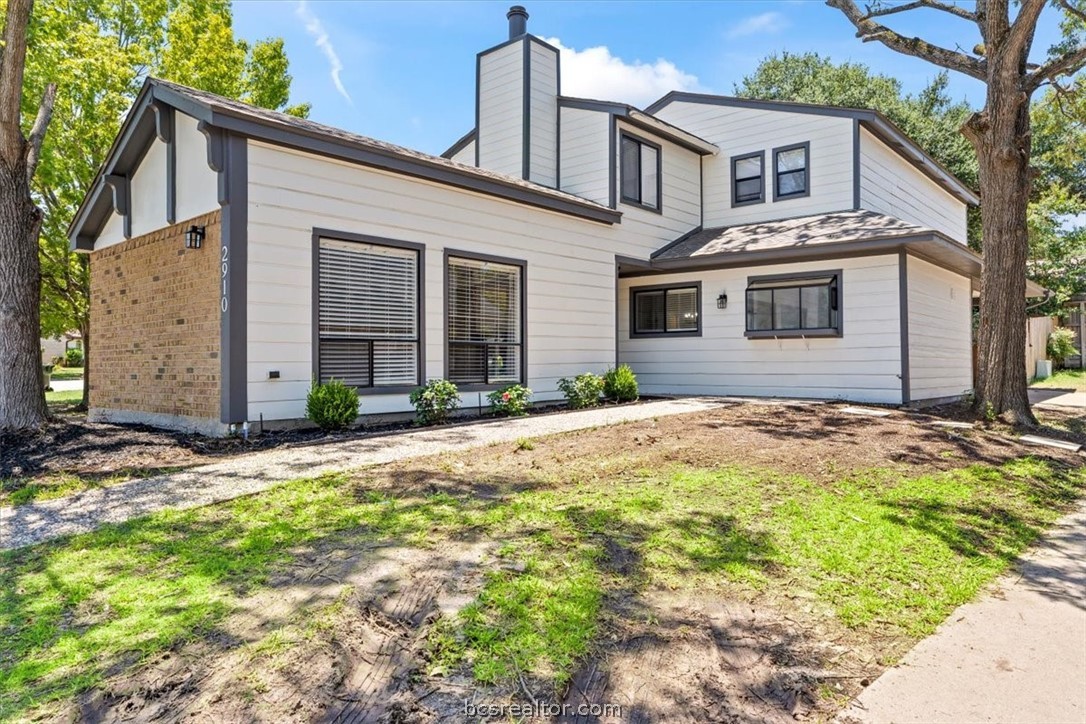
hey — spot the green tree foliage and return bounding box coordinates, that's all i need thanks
[735,52,980,245]
[24,0,308,404]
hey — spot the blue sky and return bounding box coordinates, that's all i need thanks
[232,1,1069,157]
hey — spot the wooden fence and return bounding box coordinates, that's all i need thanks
[1025,316,1055,379]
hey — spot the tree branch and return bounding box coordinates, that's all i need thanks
[1055,0,1086,25]
[826,0,987,80]
[0,0,32,167]
[26,83,56,184]
[1027,45,1086,91]
[1004,0,1047,69]
[862,0,976,22]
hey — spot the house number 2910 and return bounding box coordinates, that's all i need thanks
[221,244,229,313]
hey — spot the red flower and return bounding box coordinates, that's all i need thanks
[502,392,511,401]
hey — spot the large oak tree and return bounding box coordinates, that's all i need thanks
[827,0,1086,424]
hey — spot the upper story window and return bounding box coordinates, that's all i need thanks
[317,236,422,391]
[620,133,662,211]
[745,271,841,339]
[731,151,765,207]
[774,143,810,200]
[631,283,701,337]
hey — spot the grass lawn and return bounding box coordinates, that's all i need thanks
[49,367,84,382]
[44,389,82,405]
[1031,368,1086,392]
[1,405,1083,720]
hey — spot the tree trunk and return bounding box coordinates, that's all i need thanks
[0,158,48,429]
[970,67,1036,425]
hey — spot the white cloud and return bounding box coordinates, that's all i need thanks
[543,37,701,108]
[295,0,352,104]
[725,11,789,39]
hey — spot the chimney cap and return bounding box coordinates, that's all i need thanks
[507,5,529,19]
[507,5,529,39]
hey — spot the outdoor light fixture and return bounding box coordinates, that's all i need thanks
[717,292,728,309]
[185,225,205,249]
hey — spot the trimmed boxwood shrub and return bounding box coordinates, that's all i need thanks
[558,373,604,409]
[410,379,461,425]
[603,364,639,402]
[306,379,360,431]
[488,384,532,416]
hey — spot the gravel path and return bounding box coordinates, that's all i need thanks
[0,397,722,550]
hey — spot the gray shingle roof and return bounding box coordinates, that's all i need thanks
[653,210,933,260]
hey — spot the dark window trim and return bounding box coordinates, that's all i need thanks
[731,150,765,208]
[443,248,528,392]
[311,228,426,395]
[744,269,843,339]
[619,131,663,214]
[629,281,702,338]
[772,141,811,202]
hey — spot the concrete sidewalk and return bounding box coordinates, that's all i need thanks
[838,499,1086,724]
[0,397,722,551]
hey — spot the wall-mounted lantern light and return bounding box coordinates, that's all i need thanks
[185,225,205,249]
[717,292,728,310]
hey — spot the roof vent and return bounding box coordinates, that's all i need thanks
[507,5,528,39]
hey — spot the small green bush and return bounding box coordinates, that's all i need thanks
[410,379,461,425]
[305,379,360,431]
[488,384,532,416]
[557,373,605,409]
[63,348,84,367]
[1047,328,1080,368]
[602,364,639,402]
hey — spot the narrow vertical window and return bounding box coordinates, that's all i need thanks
[620,133,662,210]
[447,255,524,385]
[732,151,765,206]
[774,143,809,200]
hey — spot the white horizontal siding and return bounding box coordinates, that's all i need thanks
[559,107,609,205]
[129,137,167,237]
[653,101,854,228]
[907,255,972,400]
[860,127,967,242]
[246,140,636,421]
[528,41,558,187]
[175,113,220,223]
[477,41,524,178]
[618,255,904,404]
[450,139,475,166]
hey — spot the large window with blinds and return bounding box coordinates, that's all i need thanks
[317,236,422,390]
[446,253,524,386]
[630,283,701,337]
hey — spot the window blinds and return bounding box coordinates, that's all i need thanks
[447,256,522,385]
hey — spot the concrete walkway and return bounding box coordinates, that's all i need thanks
[0,397,722,550]
[838,499,1086,724]
[1029,387,1086,410]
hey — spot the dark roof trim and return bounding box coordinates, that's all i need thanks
[645,91,979,206]
[559,96,718,155]
[441,128,476,159]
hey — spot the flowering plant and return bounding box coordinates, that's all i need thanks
[488,384,532,416]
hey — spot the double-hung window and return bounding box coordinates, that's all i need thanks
[620,134,661,210]
[317,236,422,389]
[731,151,765,206]
[447,254,524,386]
[631,284,700,337]
[745,271,841,338]
[773,142,809,200]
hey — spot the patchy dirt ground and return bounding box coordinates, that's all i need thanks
[21,402,1086,723]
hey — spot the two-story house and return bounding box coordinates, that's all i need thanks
[69,5,982,435]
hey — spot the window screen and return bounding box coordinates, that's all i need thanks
[620,135,661,209]
[447,256,523,385]
[733,153,764,205]
[775,145,808,198]
[632,286,699,335]
[318,238,419,387]
[745,274,839,334]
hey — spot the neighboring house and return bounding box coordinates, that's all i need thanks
[40,332,82,365]
[69,5,985,435]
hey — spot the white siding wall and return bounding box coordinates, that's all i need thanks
[477,41,524,178]
[618,255,904,404]
[175,113,220,223]
[246,140,632,422]
[129,137,167,237]
[653,101,854,227]
[450,139,476,166]
[860,128,967,242]
[528,41,558,187]
[559,107,610,205]
[907,255,972,401]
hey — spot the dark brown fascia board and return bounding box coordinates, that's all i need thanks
[441,128,477,159]
[645,91,979,206]
[558,96,718,156]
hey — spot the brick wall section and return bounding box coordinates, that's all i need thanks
[90,212,222,421]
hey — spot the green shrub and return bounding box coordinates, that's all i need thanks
[488,384,532,416]
[602,364,639,402]
[63,348,84,367]
[557,373,605,409]
[410,379,461,425]
[1047,328,1080,368]
[305,379,360,431]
